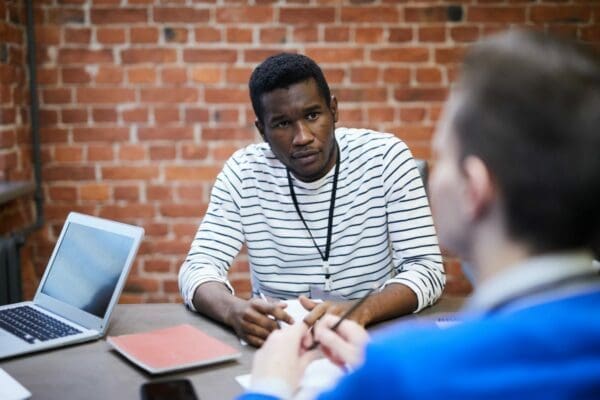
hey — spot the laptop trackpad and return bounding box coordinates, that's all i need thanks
[0,329,30,353]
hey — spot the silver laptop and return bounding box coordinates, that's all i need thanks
[0,212,144,359]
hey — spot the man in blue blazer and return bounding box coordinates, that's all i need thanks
[238,29,600,400]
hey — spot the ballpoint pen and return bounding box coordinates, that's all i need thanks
[306,286,377,351]
[259,292,282,329]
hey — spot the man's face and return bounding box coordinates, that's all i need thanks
[429,95,470,257]
[256,78,338,182]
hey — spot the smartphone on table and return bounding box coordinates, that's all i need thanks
[140,379,198,400]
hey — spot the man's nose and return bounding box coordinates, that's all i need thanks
[292,121,314,146]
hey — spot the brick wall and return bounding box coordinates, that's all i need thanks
[2,0,599,303]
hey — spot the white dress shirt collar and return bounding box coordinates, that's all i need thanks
[466,250,595,314]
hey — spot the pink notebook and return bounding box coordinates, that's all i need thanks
[107,324,241,374]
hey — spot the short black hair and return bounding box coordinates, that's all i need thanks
[249,53,331,123]
[453,29,600,252]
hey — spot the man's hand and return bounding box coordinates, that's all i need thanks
[299,295,371,327]
[251,322,319,397]
[226,298,294,347]
[309,314,370,369]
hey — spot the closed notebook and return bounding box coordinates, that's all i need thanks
[107,324,241,374]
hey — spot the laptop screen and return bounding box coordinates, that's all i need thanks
[40,222,134,318]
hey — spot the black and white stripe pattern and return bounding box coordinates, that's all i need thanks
[179,128,445,312]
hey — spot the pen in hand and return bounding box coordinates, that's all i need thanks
[259,292,282,329]
[306,286,377,351]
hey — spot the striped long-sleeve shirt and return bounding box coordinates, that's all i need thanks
[179,128,445,312]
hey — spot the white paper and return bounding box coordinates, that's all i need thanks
[236,358,344,400]
[0,368,31,400]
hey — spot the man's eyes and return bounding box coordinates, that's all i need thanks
[273,120,291,129]
[306,112,319,121]
[271,113,319,129]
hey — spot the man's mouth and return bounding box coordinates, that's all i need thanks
[292,149,319,159]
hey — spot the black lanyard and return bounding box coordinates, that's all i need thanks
[287,145,340,289]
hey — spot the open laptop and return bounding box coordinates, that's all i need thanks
[0,212,144,359]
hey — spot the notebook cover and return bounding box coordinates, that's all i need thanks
[107,324,241,374]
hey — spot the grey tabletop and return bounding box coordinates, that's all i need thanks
[1,296,465,400]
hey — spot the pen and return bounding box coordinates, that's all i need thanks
[259,292,282,329]
[307,286,377,351]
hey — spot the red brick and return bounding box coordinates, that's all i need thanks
[73,127,129,142]
[154,107,180,123]
[216,7,273,23]
[48,186,77,202]
[183,49,237,63]
[367,107,395,123]
[173,223,197,237]
[212,144,239,161]
[194,27,222,43]
[127,67,156,84]
[121,49,177,64]
[181,143,208,160]
[336,88,387,103]
[154,6,209,22]
[80,183,110,201]
[146,185,173,201]
[119,144,146,161]
[191,67,222,84]
[405,6,449,22]
[87,145,114,161]
[100,204,155,221]
[138,127,193,140]
[144,260,172,273]
[419,27,446,42]
[122,108,148,123]
[293,26,318,42]
[416,67,442,84]
[435,47,467,64]
[160,203,204,218]
[203,127,254,141]
[341,6,400,22]
[212,109,239,124]
[130,27,159,43]
[350,67,379,84]
[58,49,113,64]
[61,67,91,84]
[531,6,591,23]
[64,27,91,44]
[37,67,58,85]
[161,67,187,84]
[149,146,176,160]
[394,87,448,102]
[140,88,198,103]
[47,8,85,24]
[324,27,350,42]
[61,108,88,124]
[96,66,123,84]
[372,48,429,62]
[35,25,60,45]
[280,7,334,24]
[97,27,125,44]
[164,27,188,43]
[450,27,480,42]
[306,48,364,63]
[205,88,248,104]
[92,108,117,122]
[39,110,59,127]
[400,107,426,122]
[177,185,203,201]
[54,146,83,162]
[185,108,210,123]
[581,27,600,42]
[389,28,413,43]
[468,7,526,23]
[91,8,148,24]
[44,166,95,181]
[102,166,159,180]
[165,166,220,181]
[77,88,135,103]
[42,88,72,104]
[227,27,253,43]
[355,27,384,44]
[114,185,140,200]
[260,27,286,44]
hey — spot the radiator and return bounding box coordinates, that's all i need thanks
[0,235,22,305]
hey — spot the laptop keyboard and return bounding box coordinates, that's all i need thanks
[0,305,82,344]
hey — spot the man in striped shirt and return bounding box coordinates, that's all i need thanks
[178,53,444,347]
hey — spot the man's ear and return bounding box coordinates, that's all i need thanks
[462,155,495,221]
[255,119,267,142]
[330,95,339,123]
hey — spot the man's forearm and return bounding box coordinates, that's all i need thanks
[192,281,246,327]
[359,283,418,326]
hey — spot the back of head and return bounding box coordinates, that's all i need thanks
[249,53,331,123]
[452,29,600,253]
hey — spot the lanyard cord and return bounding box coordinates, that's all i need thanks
[287,145,340,265]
